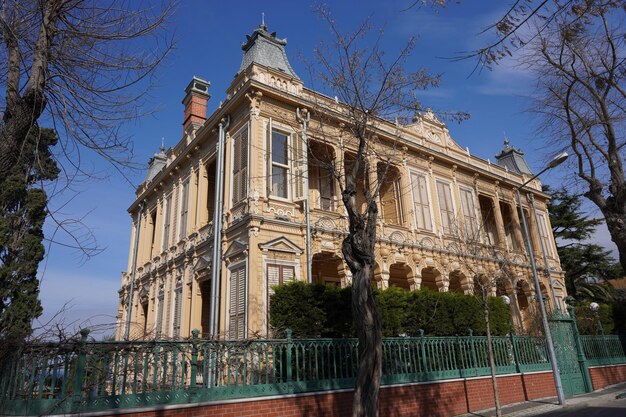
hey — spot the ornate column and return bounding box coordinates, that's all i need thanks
[492,183,507,249]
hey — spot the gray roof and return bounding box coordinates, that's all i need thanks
[238,23,299,79]
[494,140,533,175]
[144,146,167,183]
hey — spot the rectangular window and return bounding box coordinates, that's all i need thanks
[410,172,432,231]
[267,264,295,303]
[156,289,164,338]
[536,212,553,257]
[149,210,157,258]
[172,283,183,338]
[180,180,189,240]
[271,131,289,198]
[379,166,403,226]
[229,265,246,339]
[459,187,478,238]
[310,164,335,210]
[232,126,248,204]
[436,180,455,235]
[499,202,518,250]
[163,194,172,250]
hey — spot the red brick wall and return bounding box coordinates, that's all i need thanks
[97,372,557,417]
[589,364,626,390]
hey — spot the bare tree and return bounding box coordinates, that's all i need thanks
[528,7,626,271]
[446,213,515,417]
[306,6,467,416]
[0,0,175,181]
[407,1,622,69]
[0,0,175,339]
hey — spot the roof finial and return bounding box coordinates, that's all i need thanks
[260,12,267,30]
[503,132,510,150]
[160,137,165,153]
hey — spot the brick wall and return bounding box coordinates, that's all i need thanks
[589,364,626,390]
[96,372,557,417]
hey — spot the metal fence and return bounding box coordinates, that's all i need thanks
[1,330,622,416]
[581,334,626,366]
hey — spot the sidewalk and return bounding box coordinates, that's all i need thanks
[459,382,626,417]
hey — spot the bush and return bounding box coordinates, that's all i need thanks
[270,282,512,337]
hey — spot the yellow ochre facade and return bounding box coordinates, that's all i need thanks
[115,23,566,340]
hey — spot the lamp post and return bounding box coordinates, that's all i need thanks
[515,151,568,405]
[589,302,603,336]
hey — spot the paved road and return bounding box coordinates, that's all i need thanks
[531,395,626,416]
[460,383,626,417]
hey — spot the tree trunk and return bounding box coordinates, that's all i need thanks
[349,262,382,417]
[601,207,626,272]
[484,305,502,417]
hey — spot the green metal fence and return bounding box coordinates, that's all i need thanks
[581,334,626,366]
[1,329,610,416]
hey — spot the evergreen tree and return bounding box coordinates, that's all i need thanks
[546,186,621,302]
[0,128,59,341]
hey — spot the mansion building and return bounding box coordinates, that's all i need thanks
[115,22,566,340]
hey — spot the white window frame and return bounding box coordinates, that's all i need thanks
[162,193,172,251]
[409,169,434,232]
[458,185,479,240]
[536,211,554,258]
[268,123,293,201]
[179,178,190,241]
[435,178,457,236]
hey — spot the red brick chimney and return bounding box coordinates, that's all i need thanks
[182,76,211,137]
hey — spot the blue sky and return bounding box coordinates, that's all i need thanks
[35,0,617,337]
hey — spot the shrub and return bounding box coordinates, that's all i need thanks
[270,282,512,337]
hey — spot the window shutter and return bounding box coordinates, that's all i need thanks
[460,188,477,238]
[173,285,182,338]
[437,181,454,234]
[237,267,246,339]
[172,188,179,242]
[283,266,294,282]
[293,133,306,201]
[229,266,246,339]
[240,127,248,202]
[266,118,273,197]
[156,291,164,338]
[267,264,280,298]
[180,181,189,239]
[232,134,240,204]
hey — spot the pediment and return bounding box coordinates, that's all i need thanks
[224,240,248,259]
[259,236,303,255]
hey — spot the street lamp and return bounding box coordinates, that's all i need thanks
[589,302,604,336]
[516,151,568,405]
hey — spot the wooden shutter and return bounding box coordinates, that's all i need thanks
[266,118,273,197]
[267,264,280,298]
[163,194,172,250]
[232,126,249,204]
[537,213,553,257]
[437,181,454,234]
[293,133,306,201]
[180,180,189,239]
[171,187,179,242]
[229,266,246,339]
[411,173,432,231]
[173,285,182,338]
[460,188,477,238]
[156,291,164,338]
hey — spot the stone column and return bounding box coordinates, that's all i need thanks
[492,188,507,249]
[509,199,526,252]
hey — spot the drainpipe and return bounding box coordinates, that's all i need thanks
[297,108,312,284]
[125,201,145,340]
[209,116,230,338]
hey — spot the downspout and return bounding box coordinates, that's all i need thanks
[125,201,145,340]
[209,116,230,338]
[296,108,312,284]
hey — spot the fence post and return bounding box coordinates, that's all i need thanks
[510,333,521,373]
[468,328,478,370]
[71,329,90,413]
[285,328,293,385]
[419,329,427,374]
[190,329,199,400]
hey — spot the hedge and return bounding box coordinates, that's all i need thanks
[269,282,512,338]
